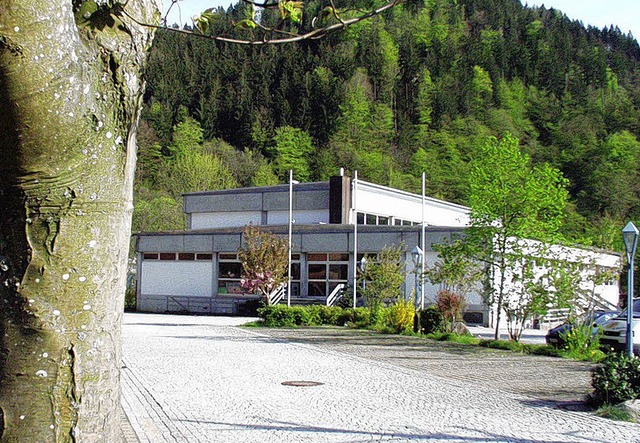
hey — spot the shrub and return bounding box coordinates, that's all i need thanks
[436,290,465,332]
[124,284,136,311]
[292,305,320,326]
[560,323,602,360]
[591,353,640,406]
[257,305,353,327]
[258,304,297,327]
[418,306,444,334]
[352,307,373,328]
[385,299,416,334]
[307,305,342,325]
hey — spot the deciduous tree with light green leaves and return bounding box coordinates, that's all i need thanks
[466,133,569,340]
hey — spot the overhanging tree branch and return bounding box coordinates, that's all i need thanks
[123,0,402,45]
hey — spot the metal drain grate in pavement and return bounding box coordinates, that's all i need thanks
[281,380,324,387]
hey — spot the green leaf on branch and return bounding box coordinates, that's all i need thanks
[236,19,257,30]
[279,0,304,23]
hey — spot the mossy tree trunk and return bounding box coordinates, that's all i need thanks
[0,1,159,441]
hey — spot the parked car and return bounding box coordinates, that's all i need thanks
[600,299,640,354]
[545,310,620,348]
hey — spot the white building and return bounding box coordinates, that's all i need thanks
[134,175,621,326]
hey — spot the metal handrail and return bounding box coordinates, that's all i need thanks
[269,286,286,305]
[326,284,346,307]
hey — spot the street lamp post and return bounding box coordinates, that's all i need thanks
[411,246,424,310]
[359,256,368,294]
[622,222,639,356]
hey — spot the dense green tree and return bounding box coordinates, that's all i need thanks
[589,131,640,219]
[466,133,569,339]
[158,150,237,200]
[269,126,315,181]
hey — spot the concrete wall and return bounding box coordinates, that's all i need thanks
[267,209,329,225]
[190,211,262,229]
[140,261,213,297]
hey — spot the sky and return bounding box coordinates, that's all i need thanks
[162,0,640,41]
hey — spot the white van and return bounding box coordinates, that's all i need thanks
[600,298,640,354]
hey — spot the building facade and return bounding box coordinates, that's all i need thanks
[134,175,621,326]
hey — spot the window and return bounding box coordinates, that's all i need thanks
[143,253,158,260]
[307,253,349,297]
[159,253,176,260]
[218,253,247,295]
[288,254,301,297]
[178,253,195,261]
[357,212,392,226]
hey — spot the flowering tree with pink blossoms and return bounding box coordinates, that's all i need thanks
[238,225,289,304]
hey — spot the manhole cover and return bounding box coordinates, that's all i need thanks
[281,380,324,387]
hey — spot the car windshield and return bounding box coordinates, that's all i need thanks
[618,299,640,318]
[594,311,619,325]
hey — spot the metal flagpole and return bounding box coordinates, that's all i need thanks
[421,171,426,310]
[287,169,293,307]
[353,170,358,309]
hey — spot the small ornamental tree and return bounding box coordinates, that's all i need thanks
[436,290,466,333]
[238,225,289,304]
[360,244,405,315]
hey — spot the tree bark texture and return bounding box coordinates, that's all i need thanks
[0,1,159,441]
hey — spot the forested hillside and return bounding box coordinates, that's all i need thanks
[135,0,640,250]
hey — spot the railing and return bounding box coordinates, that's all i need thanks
[269,286,286,305]
[542,292,619,325]
[167,296,190,312]
[326,284,346,307]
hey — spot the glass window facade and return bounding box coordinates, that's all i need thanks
[307,253,350,297]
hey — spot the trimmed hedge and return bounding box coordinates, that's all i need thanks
[258,304,360,327]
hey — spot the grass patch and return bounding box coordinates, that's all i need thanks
[595,404,632,422]
[241,320,265,327]
[425,332,481,345]
[478,340,566,357]
[479,339,527,352]
[559,348,606,362]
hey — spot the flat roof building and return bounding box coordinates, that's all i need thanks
[134,175,620,327]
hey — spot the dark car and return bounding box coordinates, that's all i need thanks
[545,310,620,348]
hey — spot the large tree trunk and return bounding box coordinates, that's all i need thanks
[0,1,159,441]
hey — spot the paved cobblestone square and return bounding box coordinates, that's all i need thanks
[121,313,640,442]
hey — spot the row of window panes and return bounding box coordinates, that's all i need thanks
[308,253,349,297]
[143,253,213,261]
[218,253,302,295]
[356,212,417,226]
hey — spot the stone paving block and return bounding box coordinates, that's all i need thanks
[121,313,640,443]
